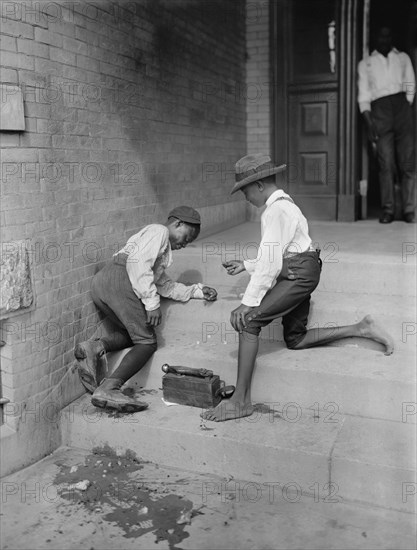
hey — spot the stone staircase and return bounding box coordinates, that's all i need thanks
[60,221,417,514]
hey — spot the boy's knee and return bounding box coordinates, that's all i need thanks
[285,339,298,350]
[284,333,304,350]
[135,341,157,354]
[148,342,157,354]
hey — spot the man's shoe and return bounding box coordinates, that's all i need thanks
[91,378,149,413]
[404,213,415,223]
[379,213,394,224]
[74,339,106,393]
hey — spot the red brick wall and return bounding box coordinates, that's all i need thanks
[0,0,246,473]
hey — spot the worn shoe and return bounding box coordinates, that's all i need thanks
[91,378,149,413]
[404,213,415,223]
[379,213,394,224]
[74,339,106,393]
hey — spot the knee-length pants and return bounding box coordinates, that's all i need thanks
[243,250,322,348]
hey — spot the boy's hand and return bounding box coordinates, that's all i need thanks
[222,260,245,276]
[146,307,161,327]
[202,286,217,301]
[230,304,254,332]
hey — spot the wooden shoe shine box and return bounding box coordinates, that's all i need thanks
[162,372,222,408]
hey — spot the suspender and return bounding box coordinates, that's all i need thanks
[272,195,318,258]
[274,196,294,204]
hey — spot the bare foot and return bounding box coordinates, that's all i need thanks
[201,397,254,422]
[358,315,394,355]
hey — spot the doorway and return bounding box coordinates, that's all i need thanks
[272,0,415,221]
[272,0,360,221]
[359,0,416,219]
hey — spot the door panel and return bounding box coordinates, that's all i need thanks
[289,90,337,194]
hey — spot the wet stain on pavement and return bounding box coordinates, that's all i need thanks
[53,445,198,549]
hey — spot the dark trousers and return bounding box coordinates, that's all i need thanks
[243,251,322,349]
[91,254,157,347]
[371,93,415,215]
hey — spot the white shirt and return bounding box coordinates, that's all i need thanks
[242,190,313,307]
[116,224,204,311]
[357,48,415,113]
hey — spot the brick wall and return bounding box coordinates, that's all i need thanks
[246,0,271,155]
[0,0,247,474]
[246,0,272,219]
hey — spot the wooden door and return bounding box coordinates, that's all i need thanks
[273,0,341,220]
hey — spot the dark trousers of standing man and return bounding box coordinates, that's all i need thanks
[371,92,415,215]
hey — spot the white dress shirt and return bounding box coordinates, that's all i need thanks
[357,48,415,113]
[242,190,313,307]
[116,224,204,311]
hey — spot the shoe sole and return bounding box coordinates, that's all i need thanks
[74,343,100,393]
[74,343,88,361]
[74,343,103,367]
[91,397,149,413]
[78,369,97,394]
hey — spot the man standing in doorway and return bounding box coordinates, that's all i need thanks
[358,25,416,223]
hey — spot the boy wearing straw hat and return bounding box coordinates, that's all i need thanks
[202,153,394,422]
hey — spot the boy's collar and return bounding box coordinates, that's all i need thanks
[266,189,287,206]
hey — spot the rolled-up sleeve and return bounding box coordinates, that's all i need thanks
[243,258,257,275]
[125,226,168,311]
[241,209,296,307]
[402,53,415,105]
[156,273,204,301]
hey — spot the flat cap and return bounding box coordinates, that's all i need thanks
[168,205,201,225]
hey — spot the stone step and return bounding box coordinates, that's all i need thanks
[60,392,416,513]
[100,337,415,424]
[331,415,416,511]
[85,261,415,427]
[156,291,416,349]
[62,221,416,517]
[169,221,417,296]
[166,257,417,297]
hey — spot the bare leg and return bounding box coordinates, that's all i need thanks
[201,314,393,423]
[201,332,259,422]
[292,315,394,355]
[110,343,156,382]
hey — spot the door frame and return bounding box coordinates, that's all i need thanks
[270,0,361,221]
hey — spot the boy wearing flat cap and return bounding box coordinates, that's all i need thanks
[75,206,217,413]
[202,153,394,422]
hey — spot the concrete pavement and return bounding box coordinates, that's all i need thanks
[1,446,416,550]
